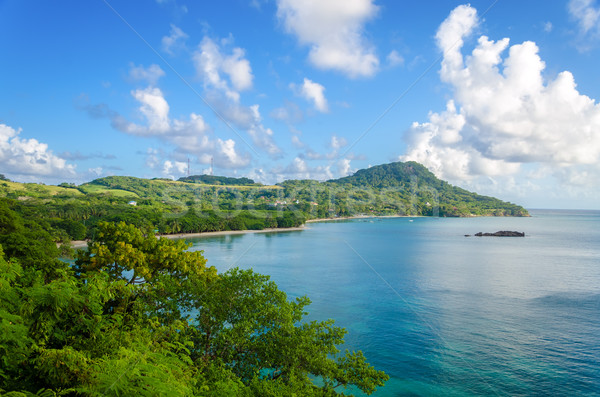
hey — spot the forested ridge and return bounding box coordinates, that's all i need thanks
[0,161,528,243]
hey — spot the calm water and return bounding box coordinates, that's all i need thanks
[185,210,600,396]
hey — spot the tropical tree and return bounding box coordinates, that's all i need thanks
[1,218,388,396]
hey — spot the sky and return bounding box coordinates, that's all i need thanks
[1,0,600,209]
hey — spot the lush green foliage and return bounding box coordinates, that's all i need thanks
[0,206,388,396]
[0,161,528,246]
[324,161,529,217]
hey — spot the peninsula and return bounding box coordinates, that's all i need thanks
[0,161,528,244]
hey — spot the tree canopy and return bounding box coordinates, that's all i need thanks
[0,211,388,396]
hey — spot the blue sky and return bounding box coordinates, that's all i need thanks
[1,0,600,209]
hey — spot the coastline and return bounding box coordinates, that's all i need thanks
[158,226,307,240]
[66,214,421,248]
[305,214,421,223]
[66,225,308,248]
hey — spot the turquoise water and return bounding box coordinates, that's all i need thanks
[185,210,600,396]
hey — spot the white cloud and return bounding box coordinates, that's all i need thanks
[337,158,354,176]
[278,156,333,181]
[386,50,404,67]
[295,134,348,162]
[145,148,161,170]
[194,36,253,102]
[292,78,329,112]
[193,37,282,157]
[87,167,104,178]
[162,24,188,54]
[569,0,600,35]
[435,4,478,84]
[205,92,255,129]
[276,0,379,78]
[543,21,553,33]
[215,138,251,168]
[118,87,206,139]
[0,124,76,181]
[222,47,253,92]
[130,87,171,133]
[95,87,250,170]
[402,4,600,200]
[247,105,283,157]
[129,64,165,85]
[162,160,187,179]
[330,135,348,150]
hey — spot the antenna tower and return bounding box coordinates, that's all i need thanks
[210,157,214,176]
[187,158,190,177]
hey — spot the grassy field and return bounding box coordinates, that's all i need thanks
[1,181,84,196]
[1,180,141,198]
[78,184,140,197]
[2,176,281,202]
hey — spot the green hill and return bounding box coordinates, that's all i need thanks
[178,174,259,186]
[0,161,528,242]
[322,161,528,217]
[329,161,436,188]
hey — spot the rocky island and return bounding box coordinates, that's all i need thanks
[472,231,525,237]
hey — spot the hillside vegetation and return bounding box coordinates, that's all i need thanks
[0,161,528,243]
[0,200,388,396]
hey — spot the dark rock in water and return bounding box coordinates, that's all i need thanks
[464,234,471,237]
[474,231,525,237]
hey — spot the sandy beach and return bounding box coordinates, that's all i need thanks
[158,226,308,240]
[66,225,308,249]
[305,214,418,223]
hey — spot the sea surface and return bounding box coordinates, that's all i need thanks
[185,209,600,396]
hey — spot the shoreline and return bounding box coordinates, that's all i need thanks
[158,226,307,240]
[66,225,309,248]
[306,214,422,223]
[66,215,421,248]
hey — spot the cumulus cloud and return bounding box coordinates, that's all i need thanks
[292,78,329,112]
[128,87,172,134]
[402,4,600,199]
[329,135,348,150]
[569,0,600,35]
[278,156,333,181]
[276,0,379,78]
[194,36,253,102]
[82,87,250,170]
[194,36,282,157]
[215,138,251,168]
[337,158,354,176]
[129,63,165,85]
[124,88,202,138]
[0,124,76,181]
[162,159,188,179]
[162,24,188,54]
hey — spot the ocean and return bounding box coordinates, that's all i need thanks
[185,209,600,396]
